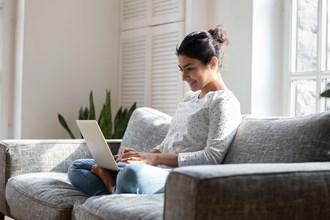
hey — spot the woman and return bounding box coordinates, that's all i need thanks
[68,24,242,195]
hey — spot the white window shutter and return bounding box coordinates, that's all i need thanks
[121,0,147,30]
[150,22,184,116]
[119,1,186,115]
[119,28,148,109]
[149,0,185,26]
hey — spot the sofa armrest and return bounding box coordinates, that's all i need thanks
[164,162,330,220]
[0,139,121,216]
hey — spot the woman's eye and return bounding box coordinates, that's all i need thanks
[179,66,195,73]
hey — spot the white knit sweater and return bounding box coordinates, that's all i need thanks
[154,89,242,167]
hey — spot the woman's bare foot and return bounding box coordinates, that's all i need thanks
[91,164,116,193]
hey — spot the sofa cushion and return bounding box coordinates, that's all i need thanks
[224,111,330,163]
[6,172,89,220]
[120,107,172,153]
[72,194,164,220]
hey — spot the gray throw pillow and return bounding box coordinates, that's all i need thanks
[119,107,172,153]
[224,111,330,163]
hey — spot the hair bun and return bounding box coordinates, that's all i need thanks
[208,25,229,46]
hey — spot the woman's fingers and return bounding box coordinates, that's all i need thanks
[121,147,136,154]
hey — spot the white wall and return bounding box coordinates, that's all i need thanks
[185,0,212,33]
[0,0,15,139]
[8,0,285,139]
[14,0,120,138]
[251,0,283,116]
[210,0,284,116]
[210,0,254,114]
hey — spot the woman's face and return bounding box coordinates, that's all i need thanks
[178,55,218,92]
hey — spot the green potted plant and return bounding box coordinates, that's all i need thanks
[321,89,330,98]
[58,89,136,139]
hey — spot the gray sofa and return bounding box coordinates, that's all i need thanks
[1,107,330,220]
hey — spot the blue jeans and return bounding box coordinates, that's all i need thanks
[67,159,170,196]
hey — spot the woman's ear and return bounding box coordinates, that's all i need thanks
[210,56,219,70]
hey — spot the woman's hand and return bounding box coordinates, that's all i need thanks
[120,147,137,154]
[114,147,137,161]
[115,147,178,167]
[117,151,159,166]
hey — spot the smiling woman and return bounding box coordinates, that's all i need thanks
[67,24,242,197]
[176,25,229,98]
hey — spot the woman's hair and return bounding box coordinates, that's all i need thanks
[176,24,229,70]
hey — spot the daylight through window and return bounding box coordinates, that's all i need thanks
[289,0,330,115]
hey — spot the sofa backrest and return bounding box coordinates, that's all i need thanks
[223,111,330,164]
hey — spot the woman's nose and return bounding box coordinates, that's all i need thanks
[181,72,188,81]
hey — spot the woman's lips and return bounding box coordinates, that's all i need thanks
[188,80,196,86]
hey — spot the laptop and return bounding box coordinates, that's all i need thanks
[76,120,120,171]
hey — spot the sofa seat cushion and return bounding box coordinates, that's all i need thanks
[224,111,330,163]
[72,194,164,220]
[6,172,89,220]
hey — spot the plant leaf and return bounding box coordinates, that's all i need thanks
[83,107,89,119]
[99,89,112,138]
[113,102,136,139]
[113,107,123,139]
[58,89,135,140]
[57,114,75,139]
[89,91,96,120]
[128,102,137,115]
[321,89,330,98]
[78,107,84,120]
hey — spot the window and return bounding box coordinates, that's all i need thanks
[287,0,330,116]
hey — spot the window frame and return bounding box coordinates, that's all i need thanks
[285,0,330,116]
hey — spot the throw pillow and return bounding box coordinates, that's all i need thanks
[119,107,172,153]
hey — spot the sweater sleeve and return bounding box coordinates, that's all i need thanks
[153,140,165,152]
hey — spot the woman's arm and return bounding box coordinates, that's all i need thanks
[149,149,161,153]
[154,153,178,167]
